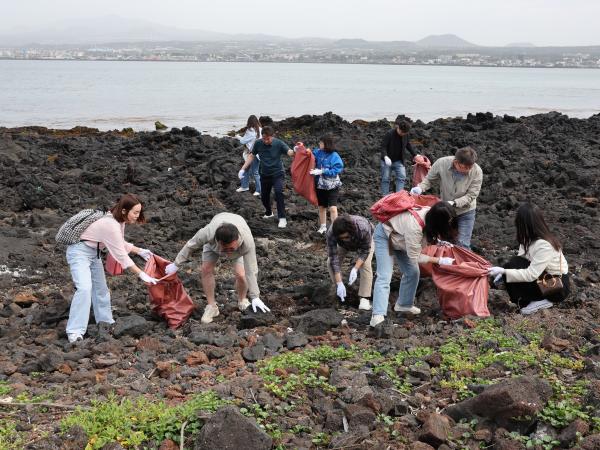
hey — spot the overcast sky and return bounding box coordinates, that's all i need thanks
[2,0,599,46]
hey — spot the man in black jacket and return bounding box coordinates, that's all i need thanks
[381,117,421,195]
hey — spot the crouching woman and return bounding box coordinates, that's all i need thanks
[488,203,570,315]
[64,194,157,343]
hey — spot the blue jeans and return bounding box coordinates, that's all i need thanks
[372,223,420,316]
[65,242,114,336]
[241,157,261,193]
[456,209,476,249]
[380,160,406,195]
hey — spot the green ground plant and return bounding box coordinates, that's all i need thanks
[0,420,25,450]
[0,381,10,397]
[61,391,228,449]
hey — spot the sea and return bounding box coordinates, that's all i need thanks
[1,60,598,135]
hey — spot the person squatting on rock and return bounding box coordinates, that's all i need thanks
[236,115,262,196]
[64,194,157,343]
[238,126,296,229]
[307,133,344,234]
[327,215,375,311]
[381,117,423,195]
[371,202,457,327]
[411,146,483,249]
[165,212,270,324]
[488,203,570,315]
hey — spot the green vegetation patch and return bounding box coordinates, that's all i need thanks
[0,420,25,450]
[61,391,229,449]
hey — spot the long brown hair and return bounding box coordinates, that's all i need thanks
[244,115,261,137]
[515,203,561,252]
[110,193,146,224]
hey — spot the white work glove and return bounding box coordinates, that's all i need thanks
[410,186,422,196]
[488,266,505,283]
[437,240,454,247]
[336,282,346,302]
[251,298,271,313]
[438,257,455,266]
[348,267,358,285]
[138,271,158,285]
[448,200,455,207]
[165,263,178,275]
[238,169,246,180]
[384,156,392,167]
[309,168,323,176]
[414,155,425,164]
[137,248,152,261]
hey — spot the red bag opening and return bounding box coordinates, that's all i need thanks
[420,245,491,319]
[413,194,440,208]
[144,255,195,329]
[291,143,318,206]
[105,253,124,276]
[412,156,432,187]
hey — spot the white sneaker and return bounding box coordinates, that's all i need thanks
[278,218,287,228]
[317,224,327,234]
[253,191,261,196]
[201,304,220,324]
[236,187,249,192]
[263,213,274,219]
[67,333,83,343]
[520,299,553,315]
[358,298,372,311]
[369,314,385,327]
[238,298,251,311]
[394,305,421,315]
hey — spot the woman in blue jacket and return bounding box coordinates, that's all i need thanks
[308,134,344,234]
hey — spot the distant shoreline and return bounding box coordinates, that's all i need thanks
[0,58,598,70]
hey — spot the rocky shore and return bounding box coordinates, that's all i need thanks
[0,112,599,449]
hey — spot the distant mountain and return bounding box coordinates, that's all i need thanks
[416,34,478,48]
[0,15,282,46]
[505,42,536,47]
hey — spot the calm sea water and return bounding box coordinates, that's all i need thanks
[1,60,598,134]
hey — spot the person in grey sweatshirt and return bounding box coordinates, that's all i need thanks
[165,212,270,323]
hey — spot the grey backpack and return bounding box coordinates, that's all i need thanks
[55,209,107,245]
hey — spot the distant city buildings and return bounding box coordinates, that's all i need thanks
[1,43,599,68]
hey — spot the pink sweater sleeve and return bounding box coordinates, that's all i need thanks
[80,217,135,269]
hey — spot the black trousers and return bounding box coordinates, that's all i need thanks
[503,256,570,308]
[260,174,286,219]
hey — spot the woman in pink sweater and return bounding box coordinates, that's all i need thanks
[65,194,157,343]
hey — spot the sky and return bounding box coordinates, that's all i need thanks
[2,0,599,47]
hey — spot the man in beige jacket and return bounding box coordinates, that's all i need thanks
[411,146,483,249]
[165,212,270,323]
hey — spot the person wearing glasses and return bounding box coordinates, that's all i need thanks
[410,146,483,249]
[326,215,375,311]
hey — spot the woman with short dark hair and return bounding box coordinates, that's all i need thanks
[489,203,570,314]
[63,194,156,343]
[307,133,344,234]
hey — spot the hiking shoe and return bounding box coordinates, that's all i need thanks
[520,299,553,315]
[67,333,83,343]
[358,298,372,311]
[201,304,220,324]
[394,304,421,315]
[317,224,327,234]
[263,213,274,219]
[369,314,385,327]
[278,218,287,228]
[253,191,261,196]
[238,298,251,311]
[236,187,249,193]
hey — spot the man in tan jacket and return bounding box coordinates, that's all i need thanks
[165,212,270,323]
[411,146,483,249]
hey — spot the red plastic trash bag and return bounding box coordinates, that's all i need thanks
[105,253,124,276]
[144,255,195,329]
[412,156,431,187]
[370,190,424,226]
[291,143,318,206]
[413,194,440,208]
[420,245,491,319]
